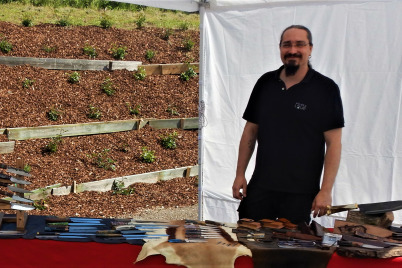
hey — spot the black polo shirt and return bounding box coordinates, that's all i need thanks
[243,66,344,194]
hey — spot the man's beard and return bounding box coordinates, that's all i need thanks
[284,53,302,76]
[284,61,299,76]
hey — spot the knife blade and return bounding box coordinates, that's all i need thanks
[0,190,33,203]
[0,164,32,177]
[10,202,35,210]
[0,173,31,185]
[0,182,32,193]
[8,185,32,194]
[327,200,402,215]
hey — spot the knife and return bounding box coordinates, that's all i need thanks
[327,200,402,215]
[0,173,31,185]
[0,164,32,177]
[0,182,32,194]
[0,190,33,203]
[0,201,35,211]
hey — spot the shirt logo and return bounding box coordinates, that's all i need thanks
[294,102,307,111]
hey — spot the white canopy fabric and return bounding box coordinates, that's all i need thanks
[112,0,402,226]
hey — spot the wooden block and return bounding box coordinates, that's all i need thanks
[16,210,28,232]
[334,220,393,238]
[346,210,394,228]
[0,141,15,154]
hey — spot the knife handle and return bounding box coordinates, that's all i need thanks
[0,173,11,180]
[326,204,358,215]
[0,189,12,197]
[0,182,9,187]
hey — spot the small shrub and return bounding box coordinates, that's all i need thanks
[145,49,155,62]
[135,13,146,29]
[160,131,178,149]
[161,28,173,41]
[67,71,80,84]
[89,149,116,171]
[42,45,57,53]
[101,78,115,96]
[0,38,13,54]
[34,199,49,211]
[23,164,31,173]
[47,107,62,121]
[83,44,97,59]
[44,135,62,154]
[133,66,146,80]
[183,38,195,51]
[140,147,156,163]
[110,45,127,60]
[126,103,141,116]
[56,16,71,27]
[21,15,34,27]
[100,14,112,29]
[112,181,134,195]
[118,143,130,153]
[88,105,102,119]
[180,66,197,82]
[179,21,190,31]
[22,78,35,89]
[166,104,180,116]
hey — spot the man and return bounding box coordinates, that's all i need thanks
[232,25,344,224]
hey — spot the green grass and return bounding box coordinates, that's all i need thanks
[0,2,199,30]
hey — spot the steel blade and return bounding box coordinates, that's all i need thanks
[359,200,402,214]
[10,202,35,211]
[12,195,33,203]
[0,163,32,177]
[9,176,31,185]
[7,185,32,194]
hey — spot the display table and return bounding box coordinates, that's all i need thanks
[1,215,402,267]
[0,239,402,267]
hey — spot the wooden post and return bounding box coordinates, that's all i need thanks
[185,167,191,178]
[72,181,77,193]
[15,159,28,231]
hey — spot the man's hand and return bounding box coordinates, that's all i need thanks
[311,190,332,217]
[232,175,247,200]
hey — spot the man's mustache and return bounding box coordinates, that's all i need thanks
[284,53,302,59]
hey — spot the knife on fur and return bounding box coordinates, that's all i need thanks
[0,173,31,185]
[0,164,32,177]
[0,190,33,203]
[327,200,402,215]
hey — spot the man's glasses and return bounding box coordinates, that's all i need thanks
[280,41,310,48]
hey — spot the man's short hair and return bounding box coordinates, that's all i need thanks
[280,25,313,46]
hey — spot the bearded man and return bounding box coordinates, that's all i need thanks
[232,25,345,224]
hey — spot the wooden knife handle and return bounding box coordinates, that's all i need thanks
[326,204,358,215]
[0,189,12,197]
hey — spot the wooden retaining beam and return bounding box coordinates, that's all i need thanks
[22,184,61,202]
[0,56,198,74]
[141,63,199,75]
[0,56,142,71]
[25,165,199,200]
[6,119,148,140]
[149,117,198,130]
[0,141,15,154]
[6,117,198,140]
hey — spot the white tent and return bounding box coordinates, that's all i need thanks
[114,0,402,226]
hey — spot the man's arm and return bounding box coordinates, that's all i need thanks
[232,121,258,200]
[312,128,342,217]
